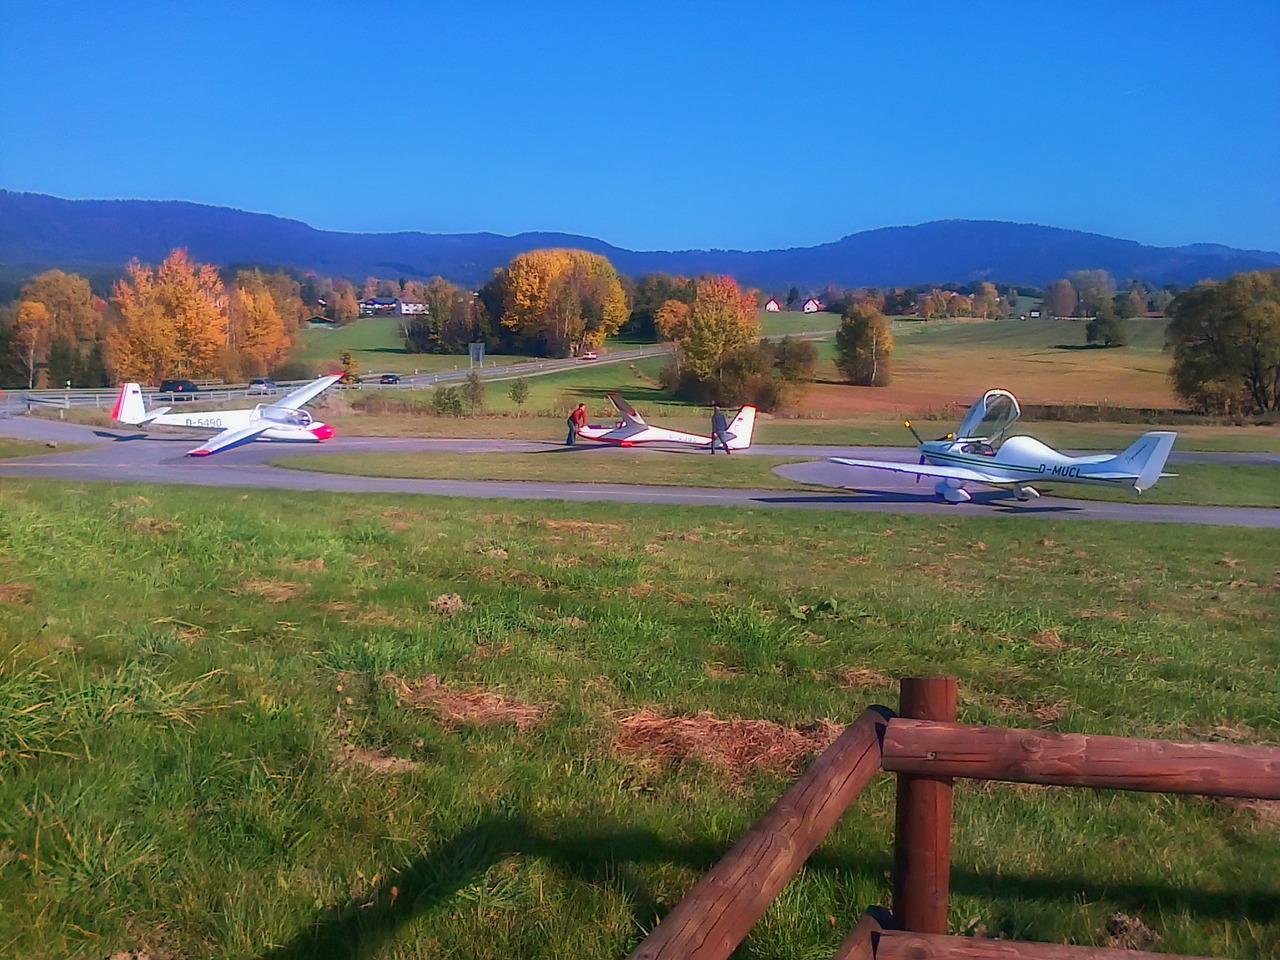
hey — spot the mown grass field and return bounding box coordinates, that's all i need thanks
[1,482,1277,959]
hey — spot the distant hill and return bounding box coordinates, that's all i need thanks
[2,190,1277,291]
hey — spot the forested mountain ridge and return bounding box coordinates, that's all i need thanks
[3,190,1277,290]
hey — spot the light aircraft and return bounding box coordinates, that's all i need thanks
[828,388,1176,503]
[577,392,757,450]
[111,375,341,456]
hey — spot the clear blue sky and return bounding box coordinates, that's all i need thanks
[2,1,1277,252]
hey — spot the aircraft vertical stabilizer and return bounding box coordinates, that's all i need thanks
[726,405,758,450]
[1114,431,1177,493]
[112,383,160,424]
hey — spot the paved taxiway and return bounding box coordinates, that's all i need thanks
[1,417,1277,528]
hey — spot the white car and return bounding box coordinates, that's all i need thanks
[578,351,598,361]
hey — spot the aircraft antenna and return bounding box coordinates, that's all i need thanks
[904,420,923,443]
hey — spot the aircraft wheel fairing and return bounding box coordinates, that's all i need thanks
[935,479,971,503]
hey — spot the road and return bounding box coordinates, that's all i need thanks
[1,415,1277,528]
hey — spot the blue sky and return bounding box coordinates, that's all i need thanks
[2,1,1277,252]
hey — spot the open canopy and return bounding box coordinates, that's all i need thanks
[954,389,1021,443]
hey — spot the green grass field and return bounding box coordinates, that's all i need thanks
[1,482,1277,959]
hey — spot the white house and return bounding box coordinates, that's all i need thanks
[397,300,427,315]
[802,297,822,313]
[764,298,782,312]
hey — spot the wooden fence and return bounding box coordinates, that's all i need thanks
[625,677,1278,960]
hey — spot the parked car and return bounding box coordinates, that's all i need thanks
[578,351,598,361]
[158,379,199,398]
[248,377,277,393]
[379,373,402,384]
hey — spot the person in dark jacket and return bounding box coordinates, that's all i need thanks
[710,403,731,454]
[566,403,587,445]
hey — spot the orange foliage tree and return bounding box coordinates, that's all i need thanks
[109,249,228,384]
[231,271,293,375]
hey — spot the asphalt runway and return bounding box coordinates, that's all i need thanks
[1,416,1277,528]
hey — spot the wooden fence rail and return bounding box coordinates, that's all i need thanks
[881,719,1280,799]
[623,677,1279,960]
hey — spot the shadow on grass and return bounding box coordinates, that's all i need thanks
[259,811,1278,960]
[1052,343,1121,351]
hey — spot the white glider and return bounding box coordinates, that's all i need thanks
[112,375,341,456]
[578,393,757,450]
[828,388,1176,503]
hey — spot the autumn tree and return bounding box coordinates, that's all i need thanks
[405,277,479,354]
[972,282,1000,318]
[331,281,359,323]
[495,249,627,357]
[1167,270,1280,414]
[109,249,229,384]
[1043,279,1078,318]
[627,273,694,337]
[1068,269,1116,316]
[679,275,759,382]
[230,270,292,375]
[835,302,893,386]
[16,270,104,385]
[13,300,52,387]
[653,299,691,341]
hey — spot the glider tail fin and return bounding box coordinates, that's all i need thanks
[1112,431,1177,493]
[111,383,169,425]
[726,405,757,450]
[112,383,149,424]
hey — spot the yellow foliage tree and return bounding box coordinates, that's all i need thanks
[500,249,627,356]
[679,275,760,382]
[13,300,52,387]
[109,249,228,384]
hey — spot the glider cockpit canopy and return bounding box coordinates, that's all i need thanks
[954,389,1021,445]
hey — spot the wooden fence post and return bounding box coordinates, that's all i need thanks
[625,706,892,960]
[893,676,957,934]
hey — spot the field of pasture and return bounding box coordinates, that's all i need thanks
[1,481,1277,959]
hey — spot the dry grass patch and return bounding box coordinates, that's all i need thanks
[1220,798,1280,830]
[429,593,469,614]
[995,696,1070,726]
[1101,912,1162,950]
[385,674,547,731]
[127,516,182,535]
[1030,628,1066,649]
[556,616,587,628]
[614,709,841,780]
[237,579,310,603]
[835,666,893,690]
[285,557,326,572]
[333,741,420,775]
[0,582,33,605]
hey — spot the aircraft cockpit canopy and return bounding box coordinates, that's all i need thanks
[253,404,314,428]
[955,389,1021,444]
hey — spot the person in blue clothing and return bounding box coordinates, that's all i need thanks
[710,402,731,454]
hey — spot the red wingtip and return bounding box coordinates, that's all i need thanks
[188,449,212,457]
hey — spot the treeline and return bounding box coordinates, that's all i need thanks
[0,251,312,388]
